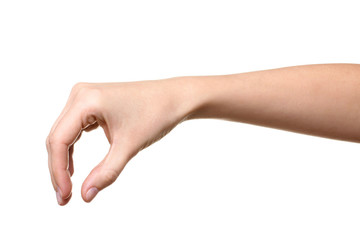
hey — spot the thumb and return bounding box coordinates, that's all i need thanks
[81,144,132,202]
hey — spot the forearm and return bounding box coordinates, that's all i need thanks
[179,64,360,143]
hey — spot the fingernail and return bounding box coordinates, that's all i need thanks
[56,190,63,205]
[86,187,98,202]
[57,186,63,197]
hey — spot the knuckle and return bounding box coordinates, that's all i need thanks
[71,83,104,127]
[47,134,61,147]
[72,82,101,101]
[46,136,50,149]
[78,88,103,114]
[71,82,88,93]
[102,169,119,186]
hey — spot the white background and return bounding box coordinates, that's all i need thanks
[1,0,360,239]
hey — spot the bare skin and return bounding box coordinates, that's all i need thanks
[46,63,360,205]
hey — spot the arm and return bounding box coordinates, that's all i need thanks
[46,63,360,205]
[188,63,360,142]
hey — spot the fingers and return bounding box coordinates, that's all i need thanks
[48,84,105,205]
[47,104,86,205]
[81,143,134,203]
[46,83,88,198]
[50,141,74,205]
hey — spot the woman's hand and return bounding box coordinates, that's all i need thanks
[47,64,360,205]
[46,78,197,205]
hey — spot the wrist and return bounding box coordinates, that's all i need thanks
[167,75,217,121]
[170,73,247,121]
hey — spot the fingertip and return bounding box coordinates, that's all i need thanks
[56,190,64,205]
[85,187,99,203]
[81,177,100,203]
[55,174,72,205]
[81,164,101,202]
[57,181,72,200]
[56,189,72,206]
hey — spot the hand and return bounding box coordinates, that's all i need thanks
[46,78,195,205]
